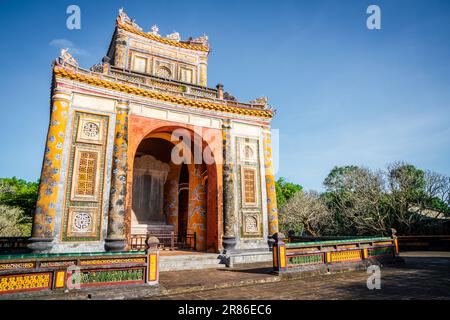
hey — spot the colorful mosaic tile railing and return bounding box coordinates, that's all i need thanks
[0,273,52,295]
[0,251,158,296]
[368,246,395,258]
[329,250,362,263]
[0,262,35,271]
[70,268,145,287]
[288,253,324,266]
[273,236,399,274]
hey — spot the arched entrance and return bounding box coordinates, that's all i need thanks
[126,121,222,253]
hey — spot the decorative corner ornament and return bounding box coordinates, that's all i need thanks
[118,8,142,31]
[190,34,209,46]
[166,31,181,42]
[250,96,268,106]
[60,48,78,67]
[118,7,129,22]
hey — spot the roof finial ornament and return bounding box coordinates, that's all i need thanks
[118,8,142,31]
[150,24,160,36]
[118,7,130,23]
[60,48,78,67]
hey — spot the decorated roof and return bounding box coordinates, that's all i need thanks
[53,64,273,119]
[116,8,210,53]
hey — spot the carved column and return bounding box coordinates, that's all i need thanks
[222,120,236,252]
[105,100,130,251]
[29,89,72,252]
[199,56,208,87]
[263,128,279,237]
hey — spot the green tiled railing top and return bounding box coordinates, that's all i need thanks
[286,237,392,248]
[0,251,147,261]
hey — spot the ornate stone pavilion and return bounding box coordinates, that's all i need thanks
[29,9,279,258]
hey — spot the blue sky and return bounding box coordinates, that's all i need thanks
[0,0,449,191]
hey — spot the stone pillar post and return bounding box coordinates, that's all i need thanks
[263,128,279,238]
[216,84,224,100]
[105,99,130,252]
[222,120,236,252]
[29,89,72,252]
[102,56,111,75]
[272,233,287,274]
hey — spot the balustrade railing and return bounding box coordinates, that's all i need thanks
[273,234,400,274]
[59,61,269,111]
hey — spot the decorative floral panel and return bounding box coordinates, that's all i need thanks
[62,112,109,242]
[239,142,258,163]
[76,115,105,145]
[236,137,263,239]
[154,59,175,79]
[66,206,98,238]
[243,212,261,235]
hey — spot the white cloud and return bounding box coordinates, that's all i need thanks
[49,39,89,56]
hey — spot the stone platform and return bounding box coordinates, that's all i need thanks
[159,252,226,271]
[219,250,273,267]
[158,249,272,271]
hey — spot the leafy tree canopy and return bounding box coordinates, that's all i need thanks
[388,162,426,203]
[324,165,364,193]
[0,177,39,220]
[275,177,303,206]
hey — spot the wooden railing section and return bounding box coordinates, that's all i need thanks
[129,232,197,251]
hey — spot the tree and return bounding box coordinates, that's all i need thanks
[0,177,39,221]
[0,177,38,237]
[323,165,362,193]
[423,170,450,215]
[388,162,426,203]
[322,163,450,236]
[275,177,303,207]
[279,191,333,236]
[0,205,25,237]
[323,166,392,236]
[386,162,431,234]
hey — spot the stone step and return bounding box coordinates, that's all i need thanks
[159,254,226,271]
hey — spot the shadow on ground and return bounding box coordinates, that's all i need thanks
[315,254,450,300]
